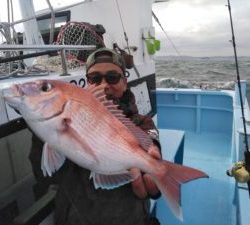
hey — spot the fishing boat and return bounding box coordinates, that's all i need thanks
[0,0,249,225]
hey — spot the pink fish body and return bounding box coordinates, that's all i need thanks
[3,79,208,220]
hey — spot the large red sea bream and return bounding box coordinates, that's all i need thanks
[2,79,208,220]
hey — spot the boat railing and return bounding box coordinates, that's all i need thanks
[8,1,90,28]
[0,44,96,79]
[12,185,57,225]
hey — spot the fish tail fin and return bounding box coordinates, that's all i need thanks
[154,160,208,220]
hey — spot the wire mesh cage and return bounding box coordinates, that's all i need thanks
[56,21,105,62]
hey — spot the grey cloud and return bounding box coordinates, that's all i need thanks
[154,0,250,56]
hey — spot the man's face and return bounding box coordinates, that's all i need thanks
[87,63,127,98]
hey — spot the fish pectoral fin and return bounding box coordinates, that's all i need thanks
[41,143,66,176]
[90,171,140,190]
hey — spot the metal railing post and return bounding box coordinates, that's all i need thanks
[60,49,69,76]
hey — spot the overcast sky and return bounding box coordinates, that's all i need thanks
[1,0,249,57]
[153,0,250,57]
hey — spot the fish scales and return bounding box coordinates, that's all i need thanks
[67,99,142,172]
[68,91,138,151]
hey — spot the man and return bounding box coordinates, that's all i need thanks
[25,48,161,225]
[53,47,161,225]
[85,48,161,197]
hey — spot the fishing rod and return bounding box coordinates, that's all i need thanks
[226,0,250,196]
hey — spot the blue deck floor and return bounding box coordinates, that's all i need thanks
[156,131,236,225]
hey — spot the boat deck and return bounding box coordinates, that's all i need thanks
[156,131,236,225]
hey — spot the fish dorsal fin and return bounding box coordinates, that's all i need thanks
[41,143,66,176]
[90,171,140,190]
[86,85,153,151]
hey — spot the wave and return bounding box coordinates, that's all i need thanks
[206,70,228,76]
[157,77,235,90]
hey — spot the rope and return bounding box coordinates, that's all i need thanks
[152,10,182,58]
[114,0,131,54]
[114,0,141,78]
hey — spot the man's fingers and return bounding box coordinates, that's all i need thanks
[130,168,147,199]
[148,145,161,159]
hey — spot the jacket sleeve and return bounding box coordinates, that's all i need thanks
[118,88,161,152]
[131,114,161,153]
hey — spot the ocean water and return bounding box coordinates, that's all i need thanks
[155,56,250,99]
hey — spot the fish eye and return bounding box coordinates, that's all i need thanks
[41,82,52,92]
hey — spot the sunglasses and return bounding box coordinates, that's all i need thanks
[86,71,123,85]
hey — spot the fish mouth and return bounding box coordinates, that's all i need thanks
[2,84,24,109]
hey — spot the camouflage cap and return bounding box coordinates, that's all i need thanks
[86,47,126,73]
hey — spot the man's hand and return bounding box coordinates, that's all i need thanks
[131,144,161,199]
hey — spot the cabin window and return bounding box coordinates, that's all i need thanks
[36,11,71,44]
